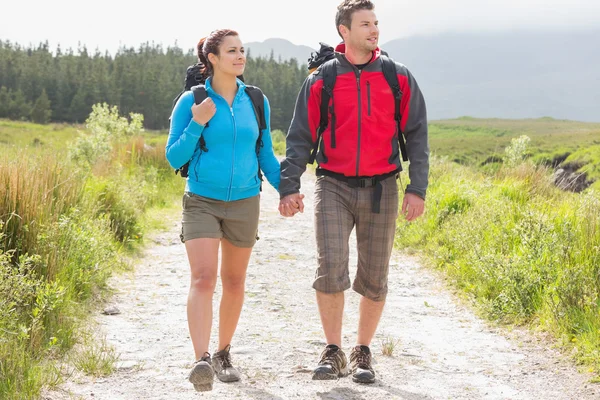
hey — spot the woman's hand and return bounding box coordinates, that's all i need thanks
[192,97,216,126]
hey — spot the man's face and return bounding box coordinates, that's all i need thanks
[345,9,379,53]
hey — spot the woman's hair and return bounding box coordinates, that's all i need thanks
[197,29,239,79]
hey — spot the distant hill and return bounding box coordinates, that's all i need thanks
[245,38,315,64]
[381,30,600,122]
[248,30,600,122]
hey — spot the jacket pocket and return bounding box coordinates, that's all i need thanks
[192,152,225,187]
[192,151,202,181]
[329,103,336,149]
[182,192,189,209]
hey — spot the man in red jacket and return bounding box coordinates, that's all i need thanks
[279,0,429,384]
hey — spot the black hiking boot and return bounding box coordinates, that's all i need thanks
[350,345,375,383]
[188,352,214,392]
[312,344,349,380]
[212,344,241,382]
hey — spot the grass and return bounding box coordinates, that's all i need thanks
[395,156,600,378]
[0,119,81,149]
[140,195,183,233]
[271,129,286,155]
[0,115,183,399]
[381,336,401,357]
[562,144,600,190]
[70,331,120,377]
[429,117,600,172]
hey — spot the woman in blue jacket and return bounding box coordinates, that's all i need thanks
[166,29,280,392]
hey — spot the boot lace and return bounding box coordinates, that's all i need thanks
[351,348,371,369]
[218,350,233,369]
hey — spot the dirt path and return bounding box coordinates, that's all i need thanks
[47,171,598,400]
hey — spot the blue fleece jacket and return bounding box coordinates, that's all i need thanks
[166,78,280,201]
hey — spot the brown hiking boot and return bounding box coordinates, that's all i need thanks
[212,344,241,382]
[188,352,214,392]
[312,344,349,380]
[350,345,375,383]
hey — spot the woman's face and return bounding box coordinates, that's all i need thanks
[209,35,246,77]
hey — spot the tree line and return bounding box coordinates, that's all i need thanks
[0,40,308,131]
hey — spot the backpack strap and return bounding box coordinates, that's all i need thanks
[191,85,209,152]
[380,55,408,162]
[191,85,208,104]
[174,85,209,177]
[245,85,268,190]
[309,58,337,164]
[244,86,267,132]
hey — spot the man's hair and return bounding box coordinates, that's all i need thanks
[335,0,375,39]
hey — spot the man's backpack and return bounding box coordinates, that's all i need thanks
[306,43,408,166]
[171,63,266,181]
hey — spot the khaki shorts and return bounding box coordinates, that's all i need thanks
[313,175,399,301]
[180,192,260,248]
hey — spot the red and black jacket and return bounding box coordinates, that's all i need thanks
[280,44,429,199]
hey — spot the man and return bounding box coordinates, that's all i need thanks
[279,0,429,384]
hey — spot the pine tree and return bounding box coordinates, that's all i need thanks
[31,88,52,124]
[0,86,9,118]
[8,89,31,120]
[0,41,306,130]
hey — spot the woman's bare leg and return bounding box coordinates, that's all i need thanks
[185,238,220,360]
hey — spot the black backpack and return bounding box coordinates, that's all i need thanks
[171,63,266,182]
[306,43,408,166]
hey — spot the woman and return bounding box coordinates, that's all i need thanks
[165,29,280,392]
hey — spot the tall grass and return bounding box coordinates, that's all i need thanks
[86,138,180,243]
[396,156,600,375]
[0,108,183,399]
[0,150,123,399]
[0,152,84,264]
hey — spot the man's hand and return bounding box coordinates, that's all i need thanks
[279,193,305,217]
[401,193,425,222]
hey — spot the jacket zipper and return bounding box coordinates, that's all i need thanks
[356,70,362,176]
[228,105,236,201]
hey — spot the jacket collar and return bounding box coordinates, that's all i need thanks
[204,76,246,99]
[334,42,380,64]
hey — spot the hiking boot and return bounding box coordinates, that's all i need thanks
[212,344,241,382]
[188,353,214,392]
[312,344,349,380]
[350,345,375,384]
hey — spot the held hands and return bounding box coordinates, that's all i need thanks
[279,193,305,217]
[192,98,216,126]
[401,193,425,222]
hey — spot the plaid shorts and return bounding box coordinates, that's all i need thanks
[313,174,399,301]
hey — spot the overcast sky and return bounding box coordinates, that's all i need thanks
[2,0,600,54]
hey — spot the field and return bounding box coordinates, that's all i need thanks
[429,117,600,187]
